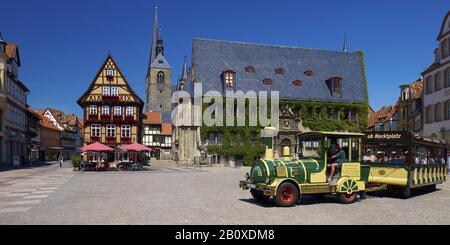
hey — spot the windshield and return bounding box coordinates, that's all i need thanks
[299,136,322,159]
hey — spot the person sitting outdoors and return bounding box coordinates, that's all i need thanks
[363,149,376,163]
[328,143,346,183]
[426,153,435,165]
[390,151,403,164]
[376,151,385,163]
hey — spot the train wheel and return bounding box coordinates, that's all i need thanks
[400,188,411,199]
[337,192,358,204]
[275,182,299,207]
[250,189,270,202]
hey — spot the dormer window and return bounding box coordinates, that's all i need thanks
[293,80,302,87]
[327,76,342,97]
[245,66,255,73]
[263,78,272,86]
[304,70,313,77]
[275,68,284,75]
[222,70,235,88]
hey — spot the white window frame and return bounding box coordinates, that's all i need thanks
[111,87,119,97]
[106,69,114,77]
[114,106,122,116]
[89,105,97,115]
[102,86,110,96]
[91,124,101,137]
[121,125,131,138]
[102,106,110,115]
[126,106,133,116]
[106,124,116,138]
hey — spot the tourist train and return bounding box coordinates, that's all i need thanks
[240,127,448,207]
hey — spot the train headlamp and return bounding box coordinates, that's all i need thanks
[265,177,271,184]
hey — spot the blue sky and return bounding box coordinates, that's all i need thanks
[2,0,449,116]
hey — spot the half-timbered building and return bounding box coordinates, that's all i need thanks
[77,55,145,149]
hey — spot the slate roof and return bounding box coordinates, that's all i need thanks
[150,53,171,69]
[191,38,367,103]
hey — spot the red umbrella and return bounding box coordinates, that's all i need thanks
[79,142,114,152]
[120,143,152,152]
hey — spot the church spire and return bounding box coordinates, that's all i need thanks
[181,56,188,81]
[342,33,348,53]
[149,6,163,66]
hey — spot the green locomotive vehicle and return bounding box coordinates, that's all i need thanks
[240,127,371,207]
[240,128,449,207]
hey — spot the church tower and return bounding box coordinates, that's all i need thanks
[146,7,172,113]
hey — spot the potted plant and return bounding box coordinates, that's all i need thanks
[71,156,81,171]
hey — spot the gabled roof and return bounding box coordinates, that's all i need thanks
[41,108,79,132]
[150,53,171,69]
[77,54,144,108]
[368,106,394,129]
[161,123,172,136]
[436,10,450,40]
[192,38,367,103]
[143,112,162,125]
[40,115,62,132]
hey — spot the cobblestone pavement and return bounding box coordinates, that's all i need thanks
[0,162,74,215]
[1,163,449,225]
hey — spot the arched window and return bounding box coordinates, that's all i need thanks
[157,71,165,85]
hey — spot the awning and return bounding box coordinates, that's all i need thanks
[80,142,114,152]
[119,143,152,152]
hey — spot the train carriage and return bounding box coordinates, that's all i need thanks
[362,132,448,198]
[240,127,371,207]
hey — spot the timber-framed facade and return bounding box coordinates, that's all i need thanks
[77,55,145,148]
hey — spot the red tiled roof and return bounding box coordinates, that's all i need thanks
[143,112,162,125]
[368,106,393,129]
[161,123,173,136]
[33,109,46,117]
[40,116,61,132]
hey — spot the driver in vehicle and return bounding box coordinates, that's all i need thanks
[328,143,346,183]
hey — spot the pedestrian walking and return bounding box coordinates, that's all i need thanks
[58,154,63,168]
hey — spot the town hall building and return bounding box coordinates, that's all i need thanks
[174,38,369,166]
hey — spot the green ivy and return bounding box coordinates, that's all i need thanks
[200,85,369,165]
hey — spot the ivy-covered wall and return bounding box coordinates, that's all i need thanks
[200,50,370,166]
[200,100,368,166]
